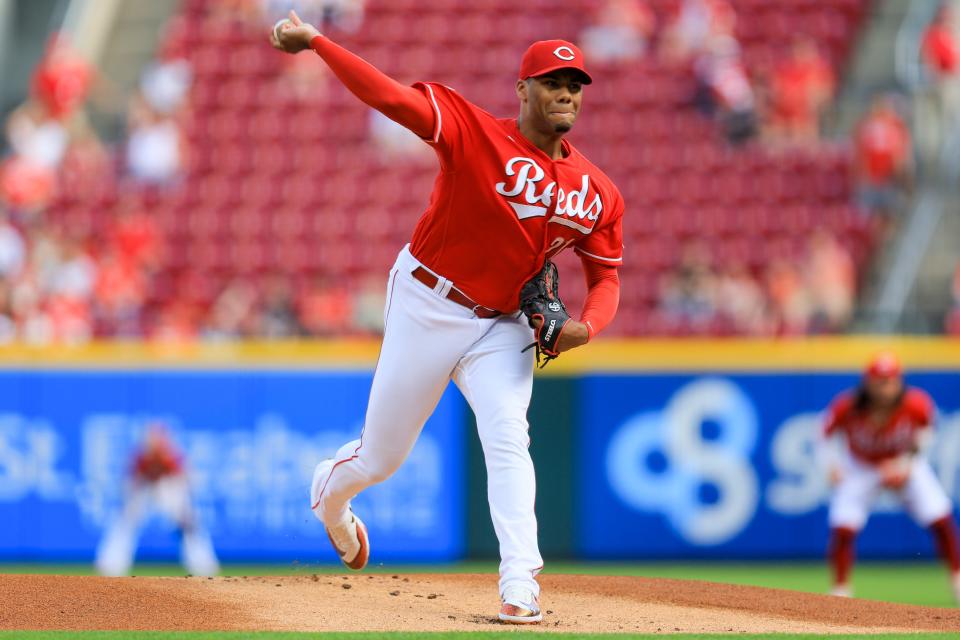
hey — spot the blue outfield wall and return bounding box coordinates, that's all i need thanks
[578,372,960,559]
[0,370,465,563]
[1,338,959,562]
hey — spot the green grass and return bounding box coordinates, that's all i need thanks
[1,561,954,608]
[0,633,956,640]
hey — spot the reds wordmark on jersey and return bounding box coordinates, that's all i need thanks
[408,82,625,313]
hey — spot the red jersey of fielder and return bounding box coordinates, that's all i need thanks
[824,387,935,465]
[410,83,624,313]
[132,441,184,482]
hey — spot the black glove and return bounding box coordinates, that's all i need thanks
[519,260,571,368]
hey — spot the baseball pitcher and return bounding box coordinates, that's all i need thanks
[271,10,623,623]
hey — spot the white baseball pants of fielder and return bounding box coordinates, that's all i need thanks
[95,475,220,577]
[829,454,953,531]
[314,244,543,597]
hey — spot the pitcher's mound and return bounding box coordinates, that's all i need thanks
[2,573,957,634]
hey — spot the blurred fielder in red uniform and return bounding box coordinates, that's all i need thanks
[821,352,960,600]
[95,424,219,576]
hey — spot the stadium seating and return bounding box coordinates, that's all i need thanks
[46,0,873,336]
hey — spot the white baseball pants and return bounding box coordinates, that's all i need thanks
[829,454,953,531]
[315,245,543,596]
[95,474,220,577]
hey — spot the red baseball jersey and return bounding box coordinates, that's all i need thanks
[133,446,183,482]
[824,387,935,464]
[409,82,625,313]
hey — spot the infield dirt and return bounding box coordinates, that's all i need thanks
[2,573,958,634]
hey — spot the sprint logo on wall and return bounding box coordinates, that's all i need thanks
[581,373,960,557]
[605,378,759,545]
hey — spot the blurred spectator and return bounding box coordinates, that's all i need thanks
[805,229,855,333]
[259,0,365,32]
[2,35,99,213]
[46,293,93,344]
[109,198,164,271]
[229,0,365,33]
[4,100,69,170]
[658,242,717,329]
[579,0,656,63]
[150,301,200,342]
[917,5,960,164]
[126,93,187,186]
[768,37,834,145]
[693,35,757,145]
[30,34,94,121]
[258,274,301,337]
[854,95,912,219]
[1,100,68,211]
[715,262,770,334]
[140,58,193,116]
[203,279,258,339]
[765,259,812,335]
[49,236,96,300]
[660,0,736,64]
[0,210,25,278]
[0,282,16,343]
[298,275,353,335]
[94,251,147,337]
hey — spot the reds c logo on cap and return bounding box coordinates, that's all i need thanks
[518,40,593,84]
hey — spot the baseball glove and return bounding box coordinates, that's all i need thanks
[519,260,571,368]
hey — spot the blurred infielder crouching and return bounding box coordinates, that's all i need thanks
[821,352,960,601]
[95,424,219,577]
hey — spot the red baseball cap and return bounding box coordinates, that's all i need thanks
[865,351,902,379]
[519,40,592,85]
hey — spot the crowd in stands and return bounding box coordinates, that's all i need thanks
[0,15,390,343]
[1,0,957,341]
[580,0,836,148]
[654,227,855,335]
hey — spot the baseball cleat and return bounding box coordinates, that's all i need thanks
[498,585,542,624]
[325,509,369,571]
[829,584,852,598]
[310,459,369,570]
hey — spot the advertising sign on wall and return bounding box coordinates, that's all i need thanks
[0,370,465,562]
[578,373,960,558]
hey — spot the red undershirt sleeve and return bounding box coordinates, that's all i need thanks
[580,257,620,340]
[309,35,435,139]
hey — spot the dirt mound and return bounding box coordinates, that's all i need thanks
[1,573,956,634]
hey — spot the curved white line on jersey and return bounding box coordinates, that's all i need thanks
[424,84,442,144]
[548,215,593,234]
[575,247,623,263]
